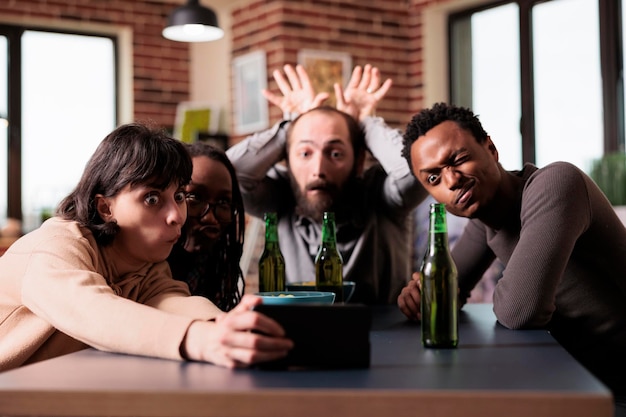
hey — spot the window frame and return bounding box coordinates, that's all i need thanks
[0,23,121,222]
[448,0,624,164]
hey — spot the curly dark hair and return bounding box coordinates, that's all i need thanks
[56,123,192,246]
[401,102,488,173]
[179,142,245,311]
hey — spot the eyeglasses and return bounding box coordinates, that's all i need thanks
[185,195,234,223]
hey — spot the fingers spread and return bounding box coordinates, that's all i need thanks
[261,89,282,107]
[357,64,372,90]
[312,92,330,108]
[367,66,381,92]
[347,65,363,89]
[284,64,302,91]
[373,78,393,100]
[296,64,313,92]
[334,83,345,107]
[273,69,292,94]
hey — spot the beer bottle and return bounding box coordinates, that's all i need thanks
[258,212,286,292]
[315,212,344,302]
[420,203,458,348]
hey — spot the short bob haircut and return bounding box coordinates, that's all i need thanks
[57,123,193,245]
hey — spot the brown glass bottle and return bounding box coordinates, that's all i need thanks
[315,212,344,302]
[420,203,458,348]
[258,212,286,292]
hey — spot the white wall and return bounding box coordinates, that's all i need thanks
[190,0,249,133]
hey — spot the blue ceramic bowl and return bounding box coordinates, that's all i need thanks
[256,291,336,305]
[286,281,356,302]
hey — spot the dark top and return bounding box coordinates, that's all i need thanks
[453,162,626,396]
[167,244,239,311]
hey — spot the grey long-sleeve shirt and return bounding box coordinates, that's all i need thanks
[227,117,426,304]
[453,162,626,396]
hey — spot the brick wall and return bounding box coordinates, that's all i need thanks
[0,0,190,130]
[231,0,423,140]
[1,0,450,135]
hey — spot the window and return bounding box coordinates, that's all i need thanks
[0,26,117,231]
[451,3,522,170]
[532,0,603,170]
[450,0,623,173]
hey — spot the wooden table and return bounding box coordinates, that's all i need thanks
[0,304,613,417]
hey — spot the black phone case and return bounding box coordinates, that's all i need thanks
[252,303,372,370]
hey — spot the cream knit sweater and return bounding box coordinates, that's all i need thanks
[0,217,221,371]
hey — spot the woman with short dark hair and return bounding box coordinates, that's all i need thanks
[0,123,292,372]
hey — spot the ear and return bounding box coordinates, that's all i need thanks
[485,136,499,162]
[95,194,113,222]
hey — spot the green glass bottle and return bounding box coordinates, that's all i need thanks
[315,212,344,302]
[258,212,286,293]
[420,203,458,348]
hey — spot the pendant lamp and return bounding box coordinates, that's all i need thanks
[162,0,224,42]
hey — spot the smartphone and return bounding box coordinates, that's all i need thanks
[252,303,372,370]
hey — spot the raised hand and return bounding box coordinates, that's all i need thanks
[397,272,422,322]
[181,295,293,368]
[262,64,329,117]
[334,64,392,121]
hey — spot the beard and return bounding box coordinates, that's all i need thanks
[289,175,337,223]
[288,171,359,223]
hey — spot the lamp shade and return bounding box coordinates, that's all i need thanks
[163,0,224,42]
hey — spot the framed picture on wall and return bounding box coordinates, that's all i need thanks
[297,49,352,107]
[173,101,220,144]
[232,50,269,135]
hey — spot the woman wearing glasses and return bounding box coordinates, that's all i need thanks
[167,142,246,311]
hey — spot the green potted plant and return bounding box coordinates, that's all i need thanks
[590,152,626,205]
[589,152,626,224]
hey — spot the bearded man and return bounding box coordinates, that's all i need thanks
[227,64,426,304]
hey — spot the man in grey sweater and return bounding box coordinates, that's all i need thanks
[227,64,426,304]
[398,102,626,412]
